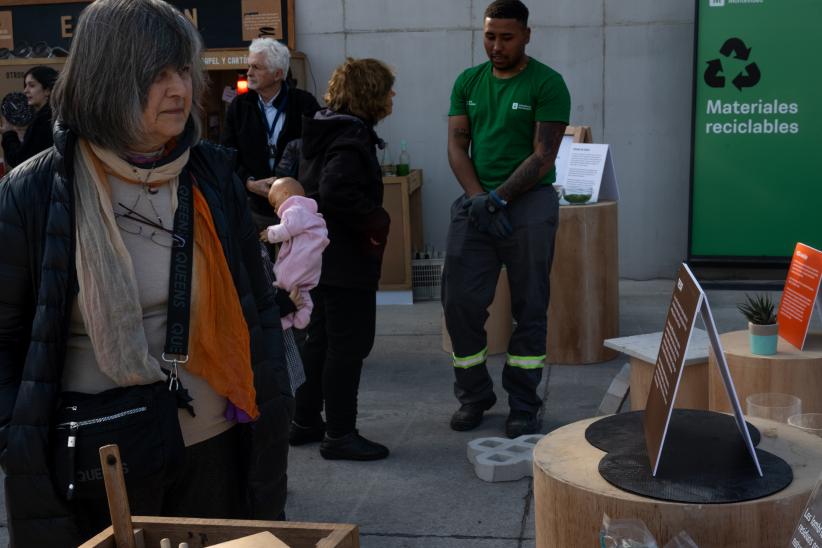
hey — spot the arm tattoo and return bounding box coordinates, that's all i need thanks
[496,122,565,202]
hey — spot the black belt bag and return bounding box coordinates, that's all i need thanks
[52,381,185,501]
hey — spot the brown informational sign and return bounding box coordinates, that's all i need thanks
[790,474,822,547]
[241,0,283,41]
[643,263,762,477]
[644,264,704,475]
[0,11,13,49]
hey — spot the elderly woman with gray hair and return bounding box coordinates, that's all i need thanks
[0,0,292,545]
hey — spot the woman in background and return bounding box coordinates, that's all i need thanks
[292,58,395,461]
[1,65,58,168]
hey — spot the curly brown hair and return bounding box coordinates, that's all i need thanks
[324,58,395,124]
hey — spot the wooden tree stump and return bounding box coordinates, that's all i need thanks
[709,330,822,413]
[533,416,822,547]
[547,201,619,364]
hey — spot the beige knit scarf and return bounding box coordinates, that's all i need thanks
[73,139,190,386]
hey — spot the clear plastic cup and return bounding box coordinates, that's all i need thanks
[788,413,822,437]
[746,393,802,423]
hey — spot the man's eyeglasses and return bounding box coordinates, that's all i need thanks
[114,202,185,248]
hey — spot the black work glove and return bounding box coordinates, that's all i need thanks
[463,191,513,239]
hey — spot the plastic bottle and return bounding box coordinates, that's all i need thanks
[380,143,395,177]
[396,140,410,176]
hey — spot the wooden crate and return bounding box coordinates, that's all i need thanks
[81,516,359,548]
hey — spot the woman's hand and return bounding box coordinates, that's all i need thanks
[288,288,304,309]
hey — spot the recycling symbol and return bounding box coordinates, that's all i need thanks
[704,37,761,90]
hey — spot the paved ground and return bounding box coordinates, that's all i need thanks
[285,280,758,548]
[0,280,768,546]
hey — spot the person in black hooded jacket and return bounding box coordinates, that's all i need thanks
[290,58,394,460]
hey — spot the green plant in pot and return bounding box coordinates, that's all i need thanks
[737,293,779,355]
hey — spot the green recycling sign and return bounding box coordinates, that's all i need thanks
[690,0,822,261]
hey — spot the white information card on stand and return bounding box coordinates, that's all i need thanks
[556,143,619,205]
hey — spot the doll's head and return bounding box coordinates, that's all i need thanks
[268,177,305,211]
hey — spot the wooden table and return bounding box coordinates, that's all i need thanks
[708,330,822,413]
[604,330,710,410]
[533,416,822,547]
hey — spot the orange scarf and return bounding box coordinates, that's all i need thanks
[189,187,259,420]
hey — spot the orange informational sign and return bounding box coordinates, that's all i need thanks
[778,243,822,350]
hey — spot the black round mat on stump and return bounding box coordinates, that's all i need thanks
[585,410,761,453]
[585,410,792,504]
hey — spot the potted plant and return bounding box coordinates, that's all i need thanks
[737,293,779,355]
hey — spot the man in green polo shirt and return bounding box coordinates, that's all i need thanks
[442,0,570,438]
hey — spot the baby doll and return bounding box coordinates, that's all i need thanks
[261,177,329,329]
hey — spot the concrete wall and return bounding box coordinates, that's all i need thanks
[294,0,695,279]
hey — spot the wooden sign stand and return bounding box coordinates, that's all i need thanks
[644,263,762,477]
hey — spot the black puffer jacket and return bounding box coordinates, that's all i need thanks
[299,110,390,290]
[0,123,292,546]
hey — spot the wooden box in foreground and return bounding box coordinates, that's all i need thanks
[80,516,359,548]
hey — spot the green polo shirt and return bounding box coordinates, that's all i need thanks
[449,58,571,190]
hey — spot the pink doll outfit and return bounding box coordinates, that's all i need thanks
[265,195,329,329]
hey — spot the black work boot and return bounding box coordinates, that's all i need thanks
[320,430,389,461]
[505,410,540,438]
[450,394,497,431]
[289,420,326,446]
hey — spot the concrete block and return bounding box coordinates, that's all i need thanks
[467,434,543,482]
[345,0,472,31]
[596,362,631,415]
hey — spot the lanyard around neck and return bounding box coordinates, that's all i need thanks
[258,84,289,141]
[163,168,194,362]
